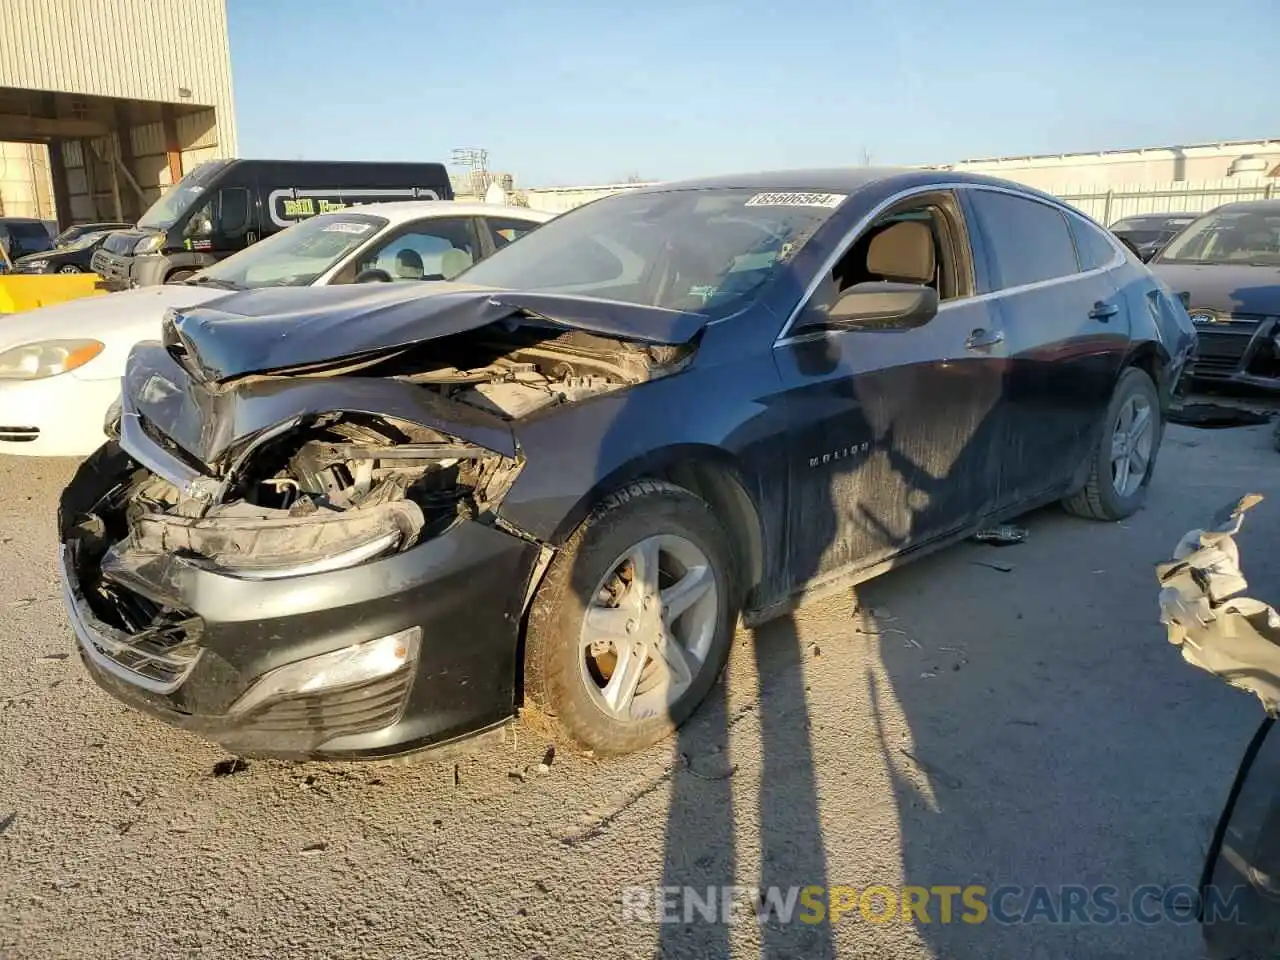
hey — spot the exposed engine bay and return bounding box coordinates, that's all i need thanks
[69,321,694,636]
[380,324,689,420]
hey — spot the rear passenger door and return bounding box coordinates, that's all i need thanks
[963,188,1128,503]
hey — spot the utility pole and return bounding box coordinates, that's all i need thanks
[450,148,490,197]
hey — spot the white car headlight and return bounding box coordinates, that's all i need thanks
[0,339,104,380]
[22,260,49,272]
[132,234,165,255]
[229,627,422,716]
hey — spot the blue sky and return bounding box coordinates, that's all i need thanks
[227,0,1278,187]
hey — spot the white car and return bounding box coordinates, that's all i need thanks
[0,201,552,457]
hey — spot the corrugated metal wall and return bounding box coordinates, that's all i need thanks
[0,0,237,151]
[0,141,53,218]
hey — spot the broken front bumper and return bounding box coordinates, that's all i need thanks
[60,476,540,760]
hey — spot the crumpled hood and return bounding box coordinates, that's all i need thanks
[1149,263,1280,316]
[122,342,518,474]
[161,282,707,384]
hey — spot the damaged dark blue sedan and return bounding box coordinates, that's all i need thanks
[58,169,1196,760]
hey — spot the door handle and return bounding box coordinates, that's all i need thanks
[1089,301,1120,321]
[965,327,1005,351]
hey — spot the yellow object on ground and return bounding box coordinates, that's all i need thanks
[0,274,108,314]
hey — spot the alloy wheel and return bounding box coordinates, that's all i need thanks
[1111,394,1154,497]
[578,534,719,723]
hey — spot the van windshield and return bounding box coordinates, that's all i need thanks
[189,213,387,289]
[136,160,231,231]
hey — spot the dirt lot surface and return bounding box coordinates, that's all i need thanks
[1,423,1274,959]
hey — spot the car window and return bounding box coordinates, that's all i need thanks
[829,202,959,300]
[1156,209,1280,266]
[7,221,53,254]
[483,216,543,251]
[458,188,843,316]
[968,191,1079,290]
[1068,215,1118,272]
[196,213,389,289]
[355,218,480,281]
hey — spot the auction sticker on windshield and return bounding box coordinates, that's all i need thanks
[744,193,847,208]
[323,222,375,235]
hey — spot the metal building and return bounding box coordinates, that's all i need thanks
[0,0,236,225]
[929,139,1280,191]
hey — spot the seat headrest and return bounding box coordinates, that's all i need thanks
[867,220,935,285]
[395,249,424,280]
[440,248,473,280]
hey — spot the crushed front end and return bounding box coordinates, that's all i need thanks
[58,348,541,760]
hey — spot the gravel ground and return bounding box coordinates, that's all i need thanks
[0,423,1274,959]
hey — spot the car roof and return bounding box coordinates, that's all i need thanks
[341,200,555,226]
[631,166,1069,205]
[1212,199,1280,215]
[1113,212,1198,222]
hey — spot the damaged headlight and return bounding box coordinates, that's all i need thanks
[229,627,421,715]
[132,234,165,255]
[0,339,104,380]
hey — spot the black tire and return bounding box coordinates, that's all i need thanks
[57,264,81,274]
[523,480,739,755]
[165,270,195,283]
[1063,367,1163,521]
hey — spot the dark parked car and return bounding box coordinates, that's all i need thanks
[1110,212,1198,261]
[58,169,1195,761]
[0,217,55,262]
[1148,200,1280,388]
[50,221,133,249]
[11,228,114,274]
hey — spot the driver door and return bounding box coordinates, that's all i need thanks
[771,191,1007,591]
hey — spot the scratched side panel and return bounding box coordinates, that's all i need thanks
[996,272,1130,499]
[772,296,1008,594]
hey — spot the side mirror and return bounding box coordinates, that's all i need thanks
[804,281,939,333]
[354,268,393,284]
[1177,291,1191,310]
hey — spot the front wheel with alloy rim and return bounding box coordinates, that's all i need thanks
[57,264,81,274]
[1063,366,1163,521]
[523,480,739,755]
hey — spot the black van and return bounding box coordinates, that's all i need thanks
[91,159,453,289]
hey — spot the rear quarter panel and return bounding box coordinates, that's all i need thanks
[1112,259,1196,402]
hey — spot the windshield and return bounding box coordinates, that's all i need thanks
[136,160,231,231]
[458,187,846,314]
[61,230,109,252]
[190,213,388,290]
[1156,209,1280,265]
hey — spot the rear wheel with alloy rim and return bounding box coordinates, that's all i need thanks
[524,480,738,755]
[1063,366,1163,521]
